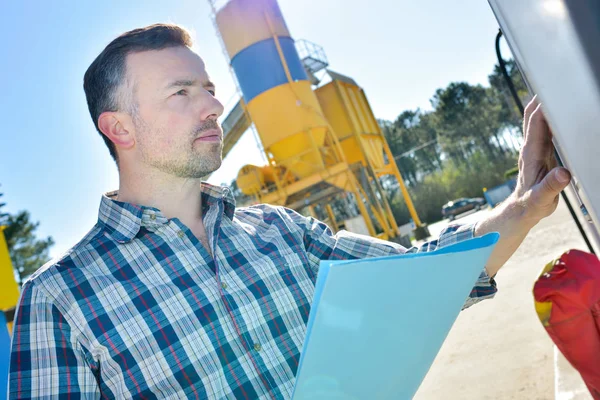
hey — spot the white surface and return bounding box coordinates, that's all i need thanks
[555,347,594,400]
[343,216,370,236]
[487,0,600,254]
[398,221,416,237]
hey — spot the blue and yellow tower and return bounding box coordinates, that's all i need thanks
[215,0,335,180]
[210,0,425,241]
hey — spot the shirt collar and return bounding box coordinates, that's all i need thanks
[98,182,236,243]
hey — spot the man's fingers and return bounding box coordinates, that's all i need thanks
[537,167,571,202]
[525,102,545,144]
[523,95,539,140]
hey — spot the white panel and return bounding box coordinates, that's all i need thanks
[488,0,600,253]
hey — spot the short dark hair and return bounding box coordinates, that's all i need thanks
[83,23,193,163]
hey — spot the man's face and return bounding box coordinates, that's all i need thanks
[125,46,225,178]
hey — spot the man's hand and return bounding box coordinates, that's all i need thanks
[475,96,571,277]
[513,96,571,225]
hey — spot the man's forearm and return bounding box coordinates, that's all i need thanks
[474,195,536,277]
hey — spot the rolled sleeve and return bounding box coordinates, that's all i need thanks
[285,207,497,309]
[406,223,478,253]
[280,208,405,276]
[463,268,497,309]
[408,222,498,309]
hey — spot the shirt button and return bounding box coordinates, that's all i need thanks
[254,343,262,351]
[150,214,156,220]
[177,231,185,238]
[221,282,228,290]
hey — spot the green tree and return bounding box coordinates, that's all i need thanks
[488,59,529,131]
[388,151,517,225]
[408,112,442,175]
[380,110,442,186]
[488,59,530,154]
[0,192,54,284]
[380,116,419,185]
[375,61,526,226]
[431,82,506,164]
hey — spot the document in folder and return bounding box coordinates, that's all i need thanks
[293,232,499,399]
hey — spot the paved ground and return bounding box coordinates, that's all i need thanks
[412,199,592,400]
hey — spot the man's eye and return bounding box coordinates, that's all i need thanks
[175,89,187,96]
[207,89,216,96]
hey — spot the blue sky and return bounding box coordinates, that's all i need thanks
[0,0,511,258]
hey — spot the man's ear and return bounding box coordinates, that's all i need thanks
[97,112,135,150]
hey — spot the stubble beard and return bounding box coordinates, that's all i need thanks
[135,116,223,179]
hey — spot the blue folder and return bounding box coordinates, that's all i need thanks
[293,233,499,399]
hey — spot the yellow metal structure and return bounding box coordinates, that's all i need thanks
[315,78,422,226]
[210,0,423,240]
[0,226,20,334]
[246,80,328,180]
[0,227,19,311]
[237,164,279,196]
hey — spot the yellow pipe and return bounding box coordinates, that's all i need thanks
[332,81,398,236]
[346,172,377,237]
[379,186,400,234]
[370,183,397,237]
[359,163,397,237]
[263,11,293,83]
[262,162,349,204]
[367,168,400,235]
[381,140,422,226]
[355,182,391,237]
[324,123,349,167]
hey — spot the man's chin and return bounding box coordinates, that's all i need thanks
[197,159,222,179]
[194,141,222,154]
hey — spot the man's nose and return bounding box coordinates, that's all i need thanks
[201,92,224,121]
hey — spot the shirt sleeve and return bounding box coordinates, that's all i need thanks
[406,223,498,309]
[9,280,101,399]
[283,207,497,309]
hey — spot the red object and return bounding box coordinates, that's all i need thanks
[533,249,600,399]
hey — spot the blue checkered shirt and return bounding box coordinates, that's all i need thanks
[9,183,496,399]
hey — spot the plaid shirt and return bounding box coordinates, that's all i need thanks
[9,183,496,399]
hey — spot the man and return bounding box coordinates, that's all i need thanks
[8,24,571,399]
